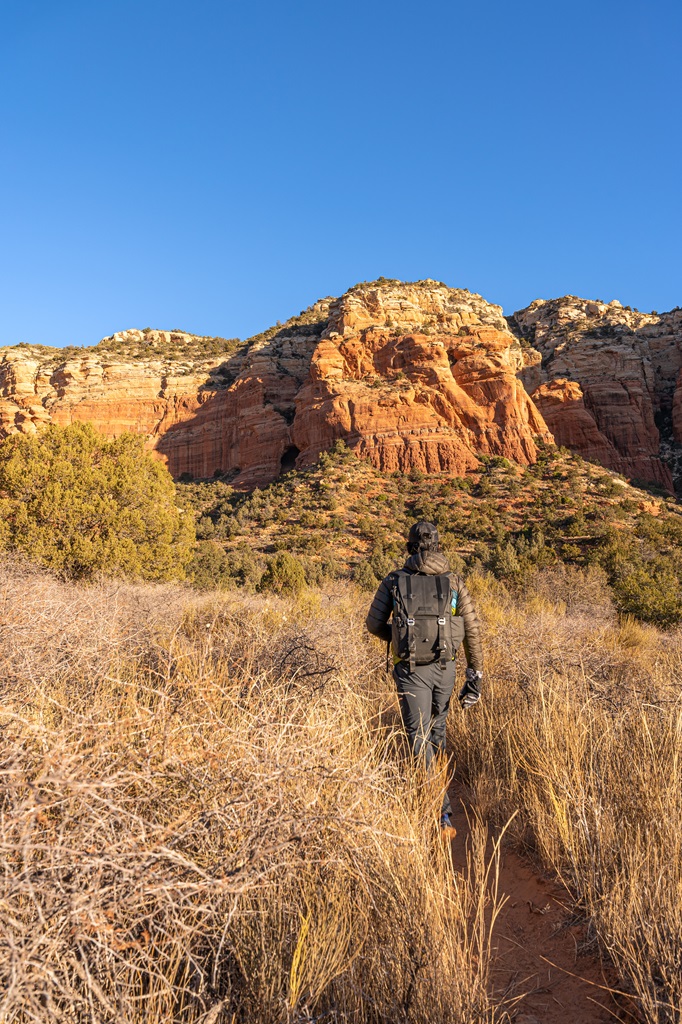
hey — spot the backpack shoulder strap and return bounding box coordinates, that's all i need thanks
[393,571,417,672]
[386,569,405,603]
[434,574,449,669]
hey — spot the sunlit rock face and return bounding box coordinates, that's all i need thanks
[512,297,682,491]
[293,282,552,476]
[0,285,553,486]
[4,284,681,492]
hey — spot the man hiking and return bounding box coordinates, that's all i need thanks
[365,520,483,834]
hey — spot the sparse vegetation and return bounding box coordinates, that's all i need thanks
[94,329,243,363]
[179,440,682,626]
[258,549,307,595]
[242,300,332,351]
[450,566,682,1023]
[3,553,682,1021]
[4,330,244,370]
[3,279,682,1022]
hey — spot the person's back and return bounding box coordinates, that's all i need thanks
[366,520,483,833]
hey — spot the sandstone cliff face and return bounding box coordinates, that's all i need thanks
[155,302,332,486]
[511,297,682,491]
[0,285,552,486]
[293,283,551,474]
[0,317,330,487]
[0,340,213,461]
[6,284,681,491]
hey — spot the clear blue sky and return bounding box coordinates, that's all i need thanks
[1,0,680,347]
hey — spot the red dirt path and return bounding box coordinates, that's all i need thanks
[447,790,635,1024]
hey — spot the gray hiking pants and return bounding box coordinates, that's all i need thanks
[393,658,455,817]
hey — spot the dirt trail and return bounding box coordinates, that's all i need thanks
[447,790,631,1024]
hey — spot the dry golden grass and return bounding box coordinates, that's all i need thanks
[6,555,682,1023]
[452,565,682,1023]
[0,559,500,1024]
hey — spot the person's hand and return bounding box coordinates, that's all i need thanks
[458,668,482,709]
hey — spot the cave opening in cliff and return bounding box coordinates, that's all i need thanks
[280,446,300,475]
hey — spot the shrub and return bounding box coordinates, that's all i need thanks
[612,559,682,626]
[259,551,307,595]
[298,533,327,554]
[0,422,193,581]
[195,515,216,540]
[451,476,473,492]
[439,542,467,575]
[353,560,380,591]
[369,543,401,580]
[300,556,328,587]
[411,497,438,522]
[189,542,264,590]
[488,542,522,580]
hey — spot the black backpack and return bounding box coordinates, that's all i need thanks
[388,571,465,671]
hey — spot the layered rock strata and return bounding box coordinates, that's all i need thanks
[5,284,682,491]
[0,284,552,486]
[512,298,682,491]
[293,285,551,474]
[0,316,330,487]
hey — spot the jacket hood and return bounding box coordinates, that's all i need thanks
[403,550,451,575]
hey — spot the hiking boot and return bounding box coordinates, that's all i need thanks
[440,813,457,839]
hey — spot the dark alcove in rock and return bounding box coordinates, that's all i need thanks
[280,446,300,475]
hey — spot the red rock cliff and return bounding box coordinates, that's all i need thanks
[512,297,682,491]
[5,284,682,490]
[293,284,551,474]
[0,284,553,486]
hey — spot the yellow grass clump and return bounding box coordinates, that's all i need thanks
[5,553,682,1023]
[0,558,499,1024]
[453,565,682,1023]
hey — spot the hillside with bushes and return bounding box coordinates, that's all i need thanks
[1,417,682,625]
[181,439,682,626]
[2,282,682,1021]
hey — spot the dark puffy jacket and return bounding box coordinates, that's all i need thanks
[365,550,483,672]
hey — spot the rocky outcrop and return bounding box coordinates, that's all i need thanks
[512,297,682,491]
[152,301,333,486]
[0,344,211,458]
[0,317,330,487]
[531,378,669,486]
[293,284,552,474]
[0,284,552,486]
[5,283,682,491]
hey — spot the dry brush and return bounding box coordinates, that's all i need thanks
[0,559,499,1024]
[450,565,682,1024]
